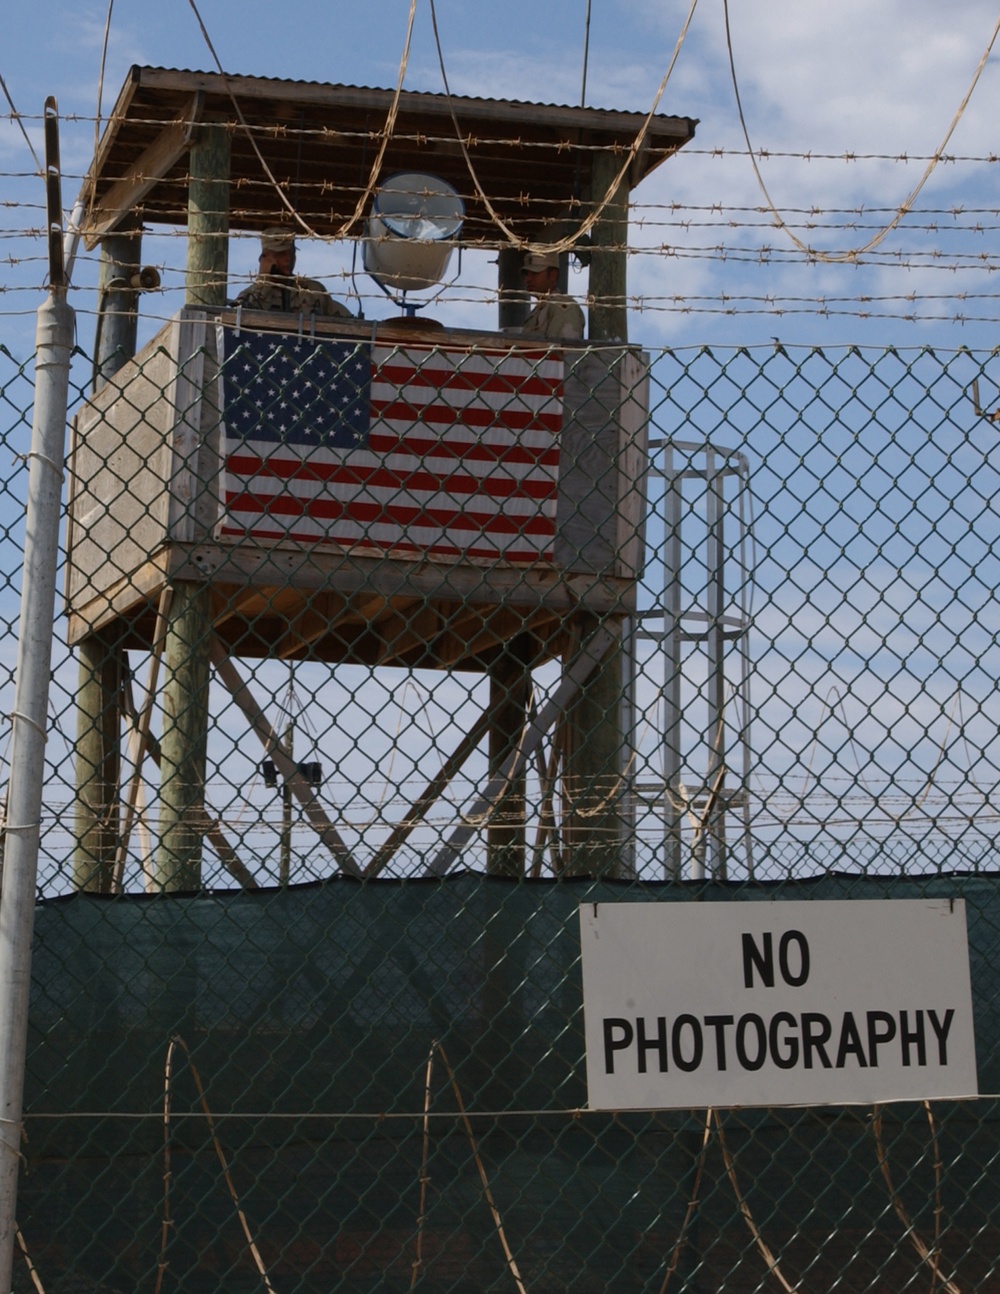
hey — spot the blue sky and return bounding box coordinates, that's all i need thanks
[2,0,999,356]
[2,1,999,884]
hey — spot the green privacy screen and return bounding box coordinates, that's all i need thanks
[18,872,1000,1293]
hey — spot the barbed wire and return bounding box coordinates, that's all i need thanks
[8,110,1000,167]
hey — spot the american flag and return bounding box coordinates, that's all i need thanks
[216,325,563,561]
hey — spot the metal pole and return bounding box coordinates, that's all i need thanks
[705,450,728,880]
[662,444,684,879]
[0,97,75,1294]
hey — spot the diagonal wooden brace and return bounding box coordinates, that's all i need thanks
[209,638,362,879]
[425,623,617,877]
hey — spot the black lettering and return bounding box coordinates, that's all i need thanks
[900,1010,926,1067]
[704,1015,734,1070]
[866,1011,897,1067]
[769,1012,799,1069]
[672,1014,704,1072]
[927,1009,955,1065]
[735,1014,767,1070]
[742,932,774,988]
[636,1016,669,1074]
[835,1012,868,1068]
[603,1018,633,1074]
[778,930,810,986]
[802,1013,833,1068]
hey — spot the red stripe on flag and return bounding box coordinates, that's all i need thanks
[225,456,557,501]
[370,398,562,434]
[375,358,562,400]
[224,490,557,536]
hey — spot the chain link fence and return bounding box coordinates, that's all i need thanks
[2,323,999,1291]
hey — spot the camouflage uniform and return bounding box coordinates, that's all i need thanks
[236,274,352,318]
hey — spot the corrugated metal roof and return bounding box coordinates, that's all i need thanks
[84,65,697,244]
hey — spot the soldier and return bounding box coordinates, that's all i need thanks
[520,249,585,341]
[236,228,351,318]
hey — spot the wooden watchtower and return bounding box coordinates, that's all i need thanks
[69,66,696,890]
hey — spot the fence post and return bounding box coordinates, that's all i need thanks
[0,290,75,1294]
[156,121,230,889]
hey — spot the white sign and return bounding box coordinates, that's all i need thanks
[579,900,978,1110]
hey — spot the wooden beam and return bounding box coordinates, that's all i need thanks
[587,149,629,343]
[425,624,616,877]
[274,591,389,658]
[84,95,203,248]
[115,586,171,887]
[364,707,493,878]
[209,639,362,878]
[156,123,232,889]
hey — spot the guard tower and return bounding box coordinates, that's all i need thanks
[67,66,697,891]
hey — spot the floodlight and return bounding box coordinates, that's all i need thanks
[363,172,464,295]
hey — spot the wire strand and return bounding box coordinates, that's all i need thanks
[427,0,700,254]
[183,0,417,241]
[723,0,1000,263]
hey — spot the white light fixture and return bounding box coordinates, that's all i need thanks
[364,172,464,296]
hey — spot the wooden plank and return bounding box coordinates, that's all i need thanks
[175,541,633,613]
[555,349,627,578]
[273,590,419,658]
[164,311,208,545]
[65,554,171,645]
[372,604,442,664]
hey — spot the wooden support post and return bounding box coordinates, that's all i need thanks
[184,121,231,307]
[365,708,491,878]
[156,121,231,889]
[72,627,121,892]
[586,150,629,343]
[562,149,631,877]
[94,213,142,388]
[486,634,532,876]
[497,246,529,332]
[427,625,615,878]
[72,221,143,891]
[209,640,362,878]
[155,580,212,890]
